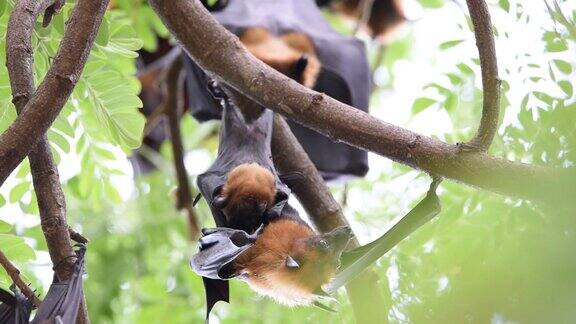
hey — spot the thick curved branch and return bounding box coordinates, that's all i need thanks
[7,0,75,283]
[464,0,501,151]
[0,250,42,307]
[162,53,200,239]
[5,1,108,323]
[149,0,574,204]
[0,0,109,188]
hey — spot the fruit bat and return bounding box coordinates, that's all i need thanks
[190,88,353,320]
[316,0,406,41]
[0,245,87,324]
[183,0,370,181]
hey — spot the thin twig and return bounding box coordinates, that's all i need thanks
[0,250,42,307]
[463,0,501,151]
[160,52,200,238]
[354,0,376,35]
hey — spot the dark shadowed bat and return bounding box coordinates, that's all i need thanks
[0,245,86,324]
[183,0,370,181]
[190,88,353,320]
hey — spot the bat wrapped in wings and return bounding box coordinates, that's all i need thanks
[190,87,353,320]
[184,0,370,181]
[0,244,87,324]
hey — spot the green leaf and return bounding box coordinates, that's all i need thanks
[79,67,144,149]
[102,21,144,58]
[498,0,510,12]
[553,60,573,74]
[0,234,36,262]
[412,98,436,114]
[53,114,76,138]
[327,187,441,292]
[558,81,573,97]
[420,0,444,9]
[95,16,110,46]
[9,181,30,204]
[0,220,11,233]
[15,159,30,179]
[0,194,5,208]
[48,129,71,153]
[104,181,123,204]
[457,63,474,75]
[444,93,458,112]
[0,0,6,18]
[439,39,464,50]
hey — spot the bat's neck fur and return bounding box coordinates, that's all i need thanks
[234,219,336,306]
[240,27,321,88]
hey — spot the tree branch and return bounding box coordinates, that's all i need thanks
[463,0,501,151]
[148,0,574,204]
[161,53,200,239]
[7,0,74,284]
[5,2,104,323]
[0,250,42,307]
[0,0,109,189]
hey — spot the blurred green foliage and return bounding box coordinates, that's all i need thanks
[0,0,575,323]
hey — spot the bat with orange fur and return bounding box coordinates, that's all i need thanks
[191,87,352,320]
[318,0,406,42]
[240,27,321,88]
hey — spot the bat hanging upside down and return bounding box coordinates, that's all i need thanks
[240,27,321,89]
[191,88,352,315]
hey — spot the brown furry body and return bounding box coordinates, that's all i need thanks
[234,219,338,306]
[240,27,321,88]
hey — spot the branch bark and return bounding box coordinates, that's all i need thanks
[148,0,574,204]
[0,0,109,188]
[4,0,109,322]
[464,0,501,151]
[0,250,42,307]
[7,0,74,284]
[162,53,200,239]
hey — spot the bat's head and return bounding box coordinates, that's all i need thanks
[215,163,276,221]
[235,220,353,306]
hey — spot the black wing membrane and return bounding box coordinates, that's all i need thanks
[191,227,263,322]
[0,286,33,324]
[31,245,87,324]
[327,181,442,293]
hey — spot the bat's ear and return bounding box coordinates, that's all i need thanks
[285,255,300,269]
[213,195,228,208]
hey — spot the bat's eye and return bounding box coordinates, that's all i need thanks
[317,240,329,251]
